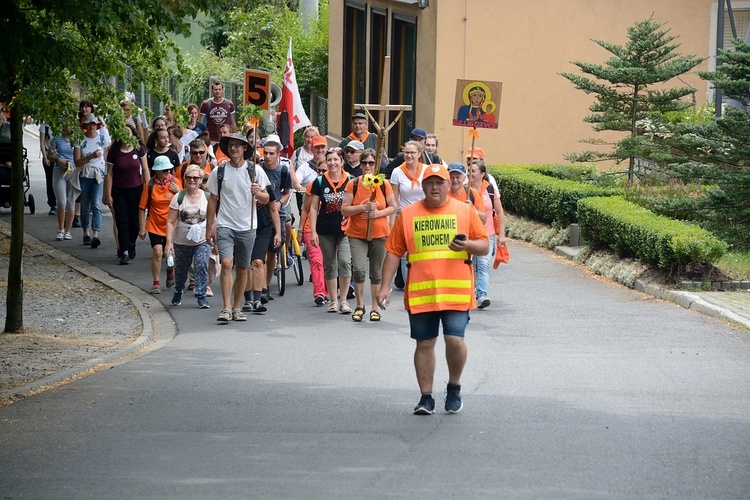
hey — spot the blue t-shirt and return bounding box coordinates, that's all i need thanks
[261,159,292,217]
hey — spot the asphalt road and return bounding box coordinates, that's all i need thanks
[0,131,748,498]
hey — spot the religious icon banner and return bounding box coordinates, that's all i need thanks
[452,79,502,129]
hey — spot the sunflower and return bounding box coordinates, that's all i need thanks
[362,173,375,189]
[370,174,385,188]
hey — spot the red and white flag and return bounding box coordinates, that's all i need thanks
[280,38,311,155]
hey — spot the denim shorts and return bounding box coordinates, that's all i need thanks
[408,310,469,340]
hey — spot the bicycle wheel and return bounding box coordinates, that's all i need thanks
[276,246,286,296]
[293,254,304,286]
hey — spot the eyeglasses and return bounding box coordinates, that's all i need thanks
[403,151,418,156]
[317,169,328,173]
[185,176,202,181]
[361,160,376,166]
[191,150,206,155]
[228,142,244,149]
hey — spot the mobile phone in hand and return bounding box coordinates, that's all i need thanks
[453,233,467,242]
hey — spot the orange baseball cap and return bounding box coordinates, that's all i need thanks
[422,164,450,181]
[311,136,328,147]
[465,147,485,159]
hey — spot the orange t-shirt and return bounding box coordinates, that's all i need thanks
[344,176,393,240]
[302,182,314,233]
[174,161,213,190]
[449,186,484,213]
[139,180,174,236]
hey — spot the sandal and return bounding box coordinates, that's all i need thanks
[369,311,381,322]
[352,306,365,322]
[217,309,231,323]
[327,301,339,313]
[231,309,247,321]
[339,301,352,314]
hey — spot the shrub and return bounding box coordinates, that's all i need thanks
[577,196,728,269]
[621,179,717,222]
[490,165,619,228]
[529,164,596,182]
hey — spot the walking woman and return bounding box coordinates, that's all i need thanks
[309,148,353,314]
[48,126,76,240]
[74,113,110,248]
[468,159,506,309]
[341,149,397,322]
[298,157,329,305]
[139,155,179,294]
[165,165,211,309]
[105,124,149,265]
[388,140,426,287]
[146,127,180,175]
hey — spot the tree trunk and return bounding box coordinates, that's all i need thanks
[4,98,25,333]
[628,86,639,184]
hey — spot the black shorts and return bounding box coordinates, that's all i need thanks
[148,232,167,248]
[252,225,272,262]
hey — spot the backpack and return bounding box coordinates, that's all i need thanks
[176,188,210,205]
[216,161,256,201]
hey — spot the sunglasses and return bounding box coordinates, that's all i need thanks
[317,169,328,173]
[191,150,206,155]
[185,176,202,181]
[361,160,376,166]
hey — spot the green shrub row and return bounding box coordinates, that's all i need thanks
[490,165,618,227]
[577,196,728,269]
[529,164,596,182]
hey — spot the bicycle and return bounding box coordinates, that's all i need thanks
[273,206,305,296]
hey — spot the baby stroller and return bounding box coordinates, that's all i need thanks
[0,138,35,214]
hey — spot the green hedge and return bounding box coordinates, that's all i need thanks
[490,165,618,227]
[577,196,728,269]
[529,164,596,182]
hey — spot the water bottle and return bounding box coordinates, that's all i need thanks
[166,251,175,269]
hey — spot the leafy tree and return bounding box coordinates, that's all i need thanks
[0,0,212,333]
[560,17,702,182]
[655,39,750,249]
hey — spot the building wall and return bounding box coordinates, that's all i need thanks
[329,0,717,166]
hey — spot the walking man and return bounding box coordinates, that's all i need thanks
[206,133,271,323]
[199,81,236,144]
[377,164,488,415]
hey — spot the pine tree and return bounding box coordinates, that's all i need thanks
[560,17,702,182]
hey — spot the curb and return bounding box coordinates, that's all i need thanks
[0,222,177,400]
[554,244,750,332]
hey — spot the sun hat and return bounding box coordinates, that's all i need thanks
[219,132,249,156]
[152,155,173,171]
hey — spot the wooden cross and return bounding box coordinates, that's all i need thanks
[354,56,412,240]
[354,56,412,176]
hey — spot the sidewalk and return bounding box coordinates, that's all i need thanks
[555,245,750,331]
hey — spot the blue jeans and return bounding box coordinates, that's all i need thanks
[79,176,103,232]
[473,234,494,300]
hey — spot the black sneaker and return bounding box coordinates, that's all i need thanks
[413,394,435,415]
[445,383,463,414]
[171,291,183,306]
[314,294,326,306]
[197,297,210,309]
[119,253,129,265]
[83,235,92,245]
[72,215,81,228]
[128,244,136,259]
[347,284,355,300]
[90,236,100,249]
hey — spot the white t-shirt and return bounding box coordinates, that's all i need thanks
[169,191,208,245]
[206,161,270,231]
[390,163,427,210]
[79,131,110,178]
[296,160,318,188]
[291,147,314,171]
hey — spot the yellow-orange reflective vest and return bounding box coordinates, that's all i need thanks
[402,198,476,313]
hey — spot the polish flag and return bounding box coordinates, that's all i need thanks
[280,38,311,156]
